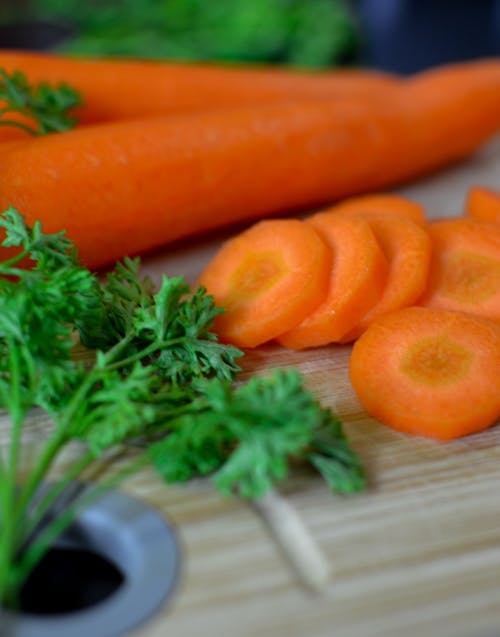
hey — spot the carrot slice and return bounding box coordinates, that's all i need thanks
[418,218,500,322]
[277,214,388,349]
[349,306,500,440]
[331,193,427,227]
[340,215,432,342]
[466,186,500,224]
[199,219,331,348]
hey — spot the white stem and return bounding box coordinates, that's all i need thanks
[249,489,330,593]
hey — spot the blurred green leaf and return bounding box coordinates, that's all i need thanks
[24,0,360,68]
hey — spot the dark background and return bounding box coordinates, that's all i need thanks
[358,0,500,73]
[0,0,499,74]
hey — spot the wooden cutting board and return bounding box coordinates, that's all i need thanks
[2,138,500,637]
[133,136,500,637]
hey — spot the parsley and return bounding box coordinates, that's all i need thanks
[0,208,364,607]
[29,0,359,68]
[150,371,365,498]
[0,68,81,137]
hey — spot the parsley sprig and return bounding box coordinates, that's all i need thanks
[0,69,81,137]
[0,208,364,607]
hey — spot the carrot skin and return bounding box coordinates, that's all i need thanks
[0,49,399,129]
[396,59,500,177]
[0,99,410,269]
[0,60,500,268]
[350,307,500,440]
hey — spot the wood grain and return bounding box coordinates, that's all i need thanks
[1,137,500,637]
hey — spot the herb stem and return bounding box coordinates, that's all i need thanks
[104,337,185,371]
[0,120,38,137]
[18,450,95,553]
[0,342,26,606]
[16,372,96,517]
[7,344,24,482]
[0,248,30,271]
[13,452,149,593]
[100,331,136,364]
[249,488,330,593]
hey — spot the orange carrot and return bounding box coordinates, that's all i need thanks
[349,306,500,440]
[0,59,500,269]
[331,193,427,227]
[340,215,432,342]
[277,214,388,348]
[466,186,500,224]
[395,59,500,178]
[0,98,413,269]
[198,219,331,348]
[418,218,500,322]
[0,49,399,127]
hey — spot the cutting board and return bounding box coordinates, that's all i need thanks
[2,137,500,637]
[134,136,500,637]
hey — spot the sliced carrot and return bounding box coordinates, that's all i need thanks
[277,214,388,349]
[199,219,331,348]
[340,215,432,342]
[466,186,500,224]
[331,193,427,227]
[349,306,500,440]
[418,218,500,322]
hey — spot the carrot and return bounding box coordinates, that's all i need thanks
[418,218,500,322]
[395,59,500,178]
[349,306,500,440]
[1,58,500,269]
[198,219,331,348]
[466,186,500,224]
[340,215,432,342]
[331,193,427,227]
[0,49,399,128]
[277,214,388,348]
[0,98,413,269]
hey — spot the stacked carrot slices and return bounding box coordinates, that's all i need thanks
[200,190,500,441]
[200,193,434,348]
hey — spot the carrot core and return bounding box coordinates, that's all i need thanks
[401,337,471,385]
[441,251,500,303]
[230,252,285,301]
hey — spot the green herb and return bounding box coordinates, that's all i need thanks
[0,208,364,607]
[0,69,81,137]
[150,371,365,498]
[27,0,359,68]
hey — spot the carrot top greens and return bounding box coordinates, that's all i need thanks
[0,68,81,136]
[0,207,364,607]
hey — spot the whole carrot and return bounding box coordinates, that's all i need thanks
[0,60,500,269]
[0,49,399,127]
[0,99,391,269]
[396,59,500,178]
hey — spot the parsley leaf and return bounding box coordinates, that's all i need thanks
[0,68,81,137]
[150,369,366,499]
[308,414,366,493]
[0,207,365,607]
[79,266,242,383]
